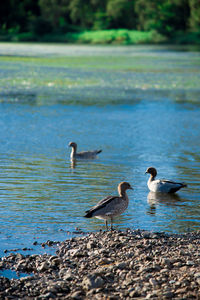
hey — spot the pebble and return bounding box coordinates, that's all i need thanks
[194,272,200,278]
[82,274,105,290]
[0,229,199,299]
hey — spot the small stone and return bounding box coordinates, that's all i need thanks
[116,262,127,270]
[63,271,73,281]
[194,272,200,278]
[149,278,159,287]
[46,240,54,246]
[37,261,49,272]
[163,291,174,299]
[16,253,24,260]
[173,262,183,267]
[71,291,83,299]
[161,258,171,267]
[169,280,176,284]
[47,284,60,293]
[175,287,187,294]
[186,261,194,266]
[82,275,104,290]
[146,292,158,299]
[160,268,169,274]
[50,258,61,266]
[129,288,141,297]
[38,292,56,299]
[142,232,150,238]
[196,278,200,285]
[87,241,96,249]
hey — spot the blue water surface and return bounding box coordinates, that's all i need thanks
[0,44,200,257]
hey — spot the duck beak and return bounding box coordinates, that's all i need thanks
[145,171,148,174]
[129,186,133,190]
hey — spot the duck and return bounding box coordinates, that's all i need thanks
[68,142,102,160]
[84,181,133,230]
[145,167,187,193]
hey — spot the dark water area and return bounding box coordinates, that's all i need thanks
[0,43,200,257]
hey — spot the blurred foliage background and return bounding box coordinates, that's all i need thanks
[0,0,200,43]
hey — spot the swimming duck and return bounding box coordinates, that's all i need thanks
[68,142,102,160]
[145,167,187,193]
[84,181,133,230]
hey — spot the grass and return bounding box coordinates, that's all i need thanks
[1,28,200,45]
[0,29,166,44]
[64,29,163,44]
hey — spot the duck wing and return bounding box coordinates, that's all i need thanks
[162,179,184,185]
[159,179,187,193]
[84,195,117,218]
[76,149,102,159]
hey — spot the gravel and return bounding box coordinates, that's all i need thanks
[0,229,200,299]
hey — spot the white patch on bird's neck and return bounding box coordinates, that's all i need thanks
[70,147,76,159]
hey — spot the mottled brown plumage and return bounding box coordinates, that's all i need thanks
[84,182,133,230]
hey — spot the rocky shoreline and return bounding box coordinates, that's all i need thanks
[0,229,200,299]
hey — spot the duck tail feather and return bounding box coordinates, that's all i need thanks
[84,210,93,218]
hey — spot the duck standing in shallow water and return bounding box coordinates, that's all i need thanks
[84,182,133,230]
[145,167,187,193]
[68,142,102,160]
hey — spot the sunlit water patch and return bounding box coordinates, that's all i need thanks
[0,269,33,279]
[0,44,200,257]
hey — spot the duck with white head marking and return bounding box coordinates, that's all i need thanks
[145,167,187,193]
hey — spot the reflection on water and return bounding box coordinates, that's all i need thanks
[70,159,77,169]
[147,191,182,215]
[0,44,200,256]
[147,191,182,206]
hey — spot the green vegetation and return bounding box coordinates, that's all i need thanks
[0,0,200,44]
[0,29,164,44]
[64,30,163,44]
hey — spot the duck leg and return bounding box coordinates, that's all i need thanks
[110,217,113,231]
[105,219,108,231]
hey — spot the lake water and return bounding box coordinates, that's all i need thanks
[0,43,200,257]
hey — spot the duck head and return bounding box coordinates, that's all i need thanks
[118,181,133,196]
[145,167,157,178]
[68,142,77,149]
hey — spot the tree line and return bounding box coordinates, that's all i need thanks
[0,0,200,38]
